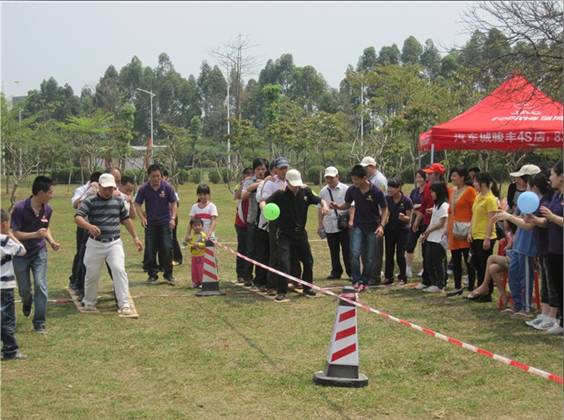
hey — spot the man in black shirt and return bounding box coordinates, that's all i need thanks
[264,169,330,301]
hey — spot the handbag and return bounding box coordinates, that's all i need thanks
[451,187,471,240]
[328,187,349,230]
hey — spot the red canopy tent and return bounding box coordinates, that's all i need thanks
[419,75,563,154]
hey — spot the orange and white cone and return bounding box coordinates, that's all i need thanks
[196,244,225,296]
[313,286,368,387]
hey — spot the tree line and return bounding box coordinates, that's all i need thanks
[2,1,562,196]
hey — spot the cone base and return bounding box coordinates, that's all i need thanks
[313,371,368,388]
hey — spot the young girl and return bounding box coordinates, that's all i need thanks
[186,184,218,241]
[420,182,450,293]
[187,218,207,288]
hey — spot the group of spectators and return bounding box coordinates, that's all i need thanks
[1,155,562,360]
[232,157,564,333]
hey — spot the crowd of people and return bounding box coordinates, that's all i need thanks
[1,156,563,360]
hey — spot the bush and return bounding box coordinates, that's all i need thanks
[335,165,351,184]
[306,165,323,185]
[186,169,202,184]
[208,169,222,184]
[177,169,189,184]
[123,169,146,185]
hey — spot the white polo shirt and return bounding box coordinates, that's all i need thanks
[256,176,287,230]
[319,182,350,233]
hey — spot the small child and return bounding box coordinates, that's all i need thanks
[1,209,27,360]
[185,218,207,288]
[186,184,218,241]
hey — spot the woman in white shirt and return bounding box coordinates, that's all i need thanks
[420,182,450,292]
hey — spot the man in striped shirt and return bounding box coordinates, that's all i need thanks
[75,174,143,315]
[1,209,27,360]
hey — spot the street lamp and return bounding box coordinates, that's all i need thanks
[136,88,156,165]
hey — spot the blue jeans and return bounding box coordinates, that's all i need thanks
[1,289,19,358]
[508,251,534,312]
[13,248,48,329]
[350,227,377,285]
[144,224,173,278]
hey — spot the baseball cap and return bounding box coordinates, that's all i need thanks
[360,156,377,167]
[422,163,446,174]
[510,164,541,178]
[98,173,117,188]
[274,157,289,168]
[286,169,304,187]
[324,166,339,178]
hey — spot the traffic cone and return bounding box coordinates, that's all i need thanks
[313,286,368,387]
[196,244,225,296]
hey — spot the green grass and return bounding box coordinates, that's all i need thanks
[2,182,562,419]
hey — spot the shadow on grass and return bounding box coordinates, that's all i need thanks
[192,297,354,420]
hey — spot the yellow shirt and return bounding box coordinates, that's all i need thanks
[471,191,498,240]
[190,232,207,257]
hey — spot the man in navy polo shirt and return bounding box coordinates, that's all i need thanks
[134,164,178,285]
[330,165,388,292]
[11,176,61,333]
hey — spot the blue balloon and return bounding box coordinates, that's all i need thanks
[517,191,540,214]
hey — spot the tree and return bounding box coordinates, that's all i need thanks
[465,0,563,97]
[156,123,190,184]
[401,36,423,65]
[420,39,441,79]
[357,47,378,72]
[377,44,401,66]
[94,65,123,114]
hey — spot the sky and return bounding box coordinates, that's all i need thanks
[1,1,477,98]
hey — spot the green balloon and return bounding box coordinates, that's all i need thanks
[263,203,280,221]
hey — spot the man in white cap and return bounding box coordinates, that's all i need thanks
[75,173,143,315]
[360,156,387,285]
[263,169,330,301]
[318,167,351,280]
[508,164,541,213]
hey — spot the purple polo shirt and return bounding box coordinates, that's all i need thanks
[385,193,413,230]
[547,192,563,255]
[10,197,53,256]
[345,184,387,232]
[134,181,177,226]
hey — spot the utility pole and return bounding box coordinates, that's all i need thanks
[360,80,364,150]
[226,81,231,170]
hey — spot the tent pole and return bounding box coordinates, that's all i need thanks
[430,144,435,164]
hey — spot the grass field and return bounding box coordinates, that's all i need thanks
[1,182,562,419]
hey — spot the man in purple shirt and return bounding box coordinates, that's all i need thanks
[11,176,60,333]
[134,164,178,285]
[331,165,388,292]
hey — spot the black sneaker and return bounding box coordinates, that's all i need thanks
[146,275,158,284]
[244,279,253,287]
[381,279,394,286]
[303,289,317,297]
[326,275,341,280]
[22,301,32,317]
[446,288,464,297]
[236,277,245,284]
[258,285,268,292]
[267,289,277,296]
[164,277,176,286]
[275,293,287,301]
[34,325,47,334]
[2,350,27,360]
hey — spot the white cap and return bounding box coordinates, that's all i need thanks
[324,166,339,178]
[98,173,117,188]
[360,156,376,167]
[510,164,541,178]
[286,169,304,187]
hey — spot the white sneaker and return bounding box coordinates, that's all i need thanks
[535,319,557,331]
[415,283,427,290]
[81,302,97,312]
[118,305,132,316]
[417,269,424,277]
[526,314,545,328]
[545,324,564,335]
[423,285,441,293]
[406,267,413,278]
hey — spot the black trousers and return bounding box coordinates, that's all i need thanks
[451,248,475,289]
[144,224,173,279]
[326,229,351,278]
[254,228,270,287]
[471,239,495,293]
[424,241,446,289]
[267,222,282,290]
[235,224,249,280]
[546,253,563,327]
[69,227,88,287]
[384,228,408,281]
[1,289,19,358]
[278,230,314,294]
[172,215,183,264]
[244,223,257,282]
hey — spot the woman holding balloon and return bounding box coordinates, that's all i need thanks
[491,179,543,318]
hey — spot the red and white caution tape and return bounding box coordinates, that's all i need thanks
[214,240,563,385]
